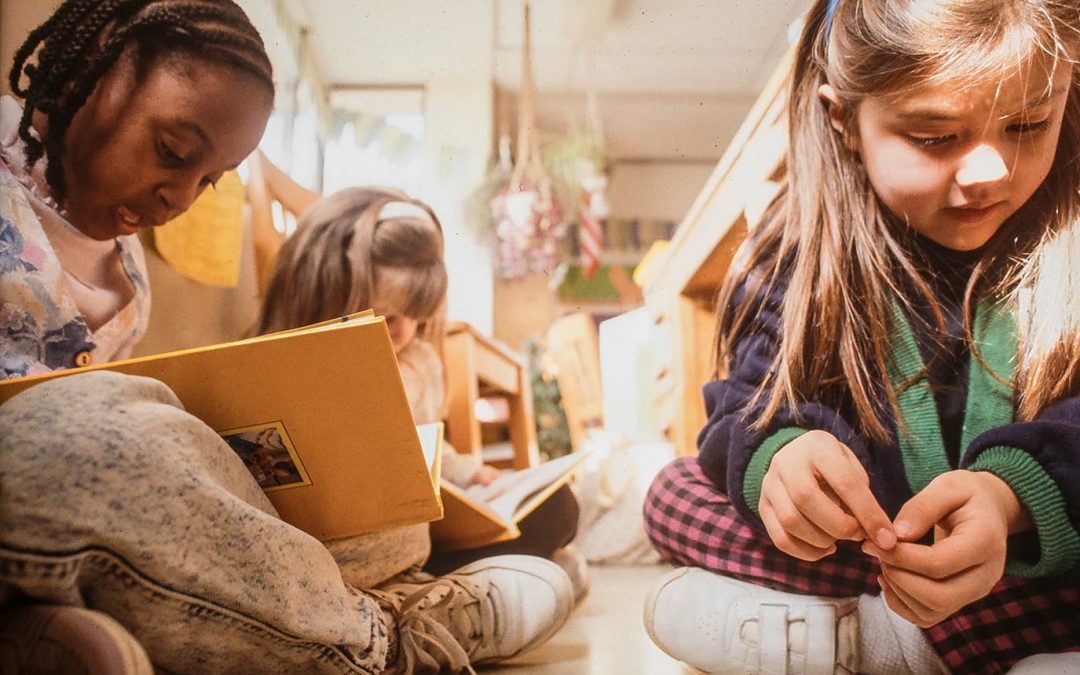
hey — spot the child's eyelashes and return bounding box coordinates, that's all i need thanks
[907,118,1051,149]
[1006,118,1051,135]
[159,138,221,189]
[158,139,185,167]
[909,134,955,148]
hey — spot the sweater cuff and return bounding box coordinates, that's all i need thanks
[969,446,1080,578]
[743,427,808,517]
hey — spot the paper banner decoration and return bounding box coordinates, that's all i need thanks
[578,192,604,278]
[153,170,246,287]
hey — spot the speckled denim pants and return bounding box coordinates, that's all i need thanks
[0,371,411,673]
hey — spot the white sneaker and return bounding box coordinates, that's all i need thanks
[644,567,859,675]
[381,554,573,672]
[550,546,591,604]
[1007,653,1080,674]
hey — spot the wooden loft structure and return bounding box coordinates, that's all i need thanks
[637,47,794,457]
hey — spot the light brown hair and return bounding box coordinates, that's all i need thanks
[255,187,448,355]
[715,0,1080,441]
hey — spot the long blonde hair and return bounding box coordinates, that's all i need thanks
[255,187,448,355]
[716,0,1080,442]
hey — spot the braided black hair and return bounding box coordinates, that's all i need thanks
[8,0,274,203]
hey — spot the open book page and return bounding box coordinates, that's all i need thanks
[430,451,589,551]
[432,479,520,549]
[463,451,589,523]
[417,422,444,489]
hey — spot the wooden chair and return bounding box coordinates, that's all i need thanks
[545,312,604,451]
[443,322,540,470]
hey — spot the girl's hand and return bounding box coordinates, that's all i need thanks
[862,470,1024,627]
[469,464,503,487]
[760,430,896,561]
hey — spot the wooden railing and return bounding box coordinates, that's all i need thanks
[637,46,794,456]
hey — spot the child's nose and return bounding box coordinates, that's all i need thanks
[156,179,203,217]
[955,144,1008,189]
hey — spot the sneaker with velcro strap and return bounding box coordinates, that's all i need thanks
[644,566,859,674]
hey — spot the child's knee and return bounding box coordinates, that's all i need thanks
[1,371,182,431]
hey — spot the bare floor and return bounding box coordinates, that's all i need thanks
[483,564,694,674]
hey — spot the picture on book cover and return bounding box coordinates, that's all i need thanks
[220,422,311,491]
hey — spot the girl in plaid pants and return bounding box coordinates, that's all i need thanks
[642,0,1080,672]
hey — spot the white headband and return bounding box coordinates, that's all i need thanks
[377,200,436,224]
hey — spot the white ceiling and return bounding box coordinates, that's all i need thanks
[293,0,807,162]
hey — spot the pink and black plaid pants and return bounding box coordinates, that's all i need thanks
[643,457,1080,674]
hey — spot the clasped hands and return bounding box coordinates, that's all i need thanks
[759,430,1027,627]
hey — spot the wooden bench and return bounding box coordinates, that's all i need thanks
[443,322,540,470]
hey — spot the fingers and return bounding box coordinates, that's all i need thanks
[866,534,1005,628]
[760,493,836,561]
[877,574,941,628]
[819,456,896,550]
[771,447,863,540]
[877,557,1000,628]
[763,430,894,554]
[879,563,957,614]
[779,439,895,549]
[762,470,857,542]
[891,478,968,543]
[861,538,976,579]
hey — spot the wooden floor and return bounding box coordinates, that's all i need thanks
[484,564,694,674]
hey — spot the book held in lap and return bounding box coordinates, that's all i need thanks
[0,312,443,541]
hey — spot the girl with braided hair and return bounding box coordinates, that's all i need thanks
[1,0,274,374]
[0,2,572,673]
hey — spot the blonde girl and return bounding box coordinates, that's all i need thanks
[256,187,457,452]
[255,187,586,589]
[642,0,1080,673]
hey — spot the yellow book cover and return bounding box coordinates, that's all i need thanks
[0,313,444,541]
[430,451,589,551]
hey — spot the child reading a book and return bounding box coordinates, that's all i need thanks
[642,0,1080,673]
[0,2,572,673]
[254,185,590,599]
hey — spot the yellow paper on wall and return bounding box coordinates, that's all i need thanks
[153,170,245,287]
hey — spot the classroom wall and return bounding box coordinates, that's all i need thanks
[607,162,715,222]
[422,77,497,336]
[1,1,58,97]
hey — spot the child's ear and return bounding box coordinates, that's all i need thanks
[817,83,847,136]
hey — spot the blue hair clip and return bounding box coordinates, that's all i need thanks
[824,0,841,35]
